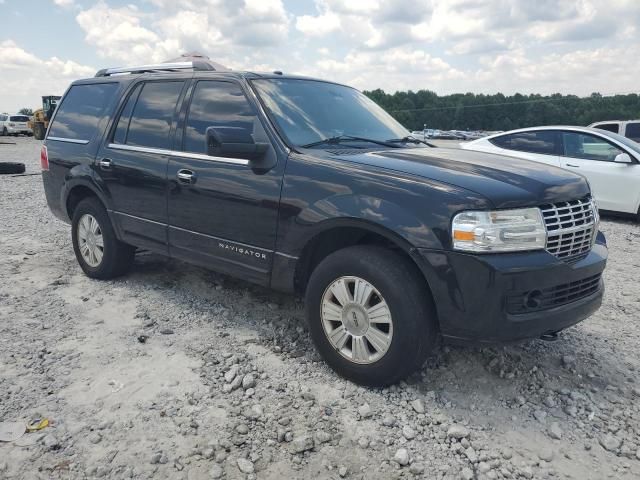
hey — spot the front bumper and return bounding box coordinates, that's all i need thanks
[416,232,607,344]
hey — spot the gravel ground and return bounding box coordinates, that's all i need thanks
[1,136,639,480]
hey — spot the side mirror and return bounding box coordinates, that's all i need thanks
[614,152,633,164]
[206,127,269,161]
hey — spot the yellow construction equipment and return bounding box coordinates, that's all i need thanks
[29,96,60,140]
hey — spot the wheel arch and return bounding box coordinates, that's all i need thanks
[63,178,111,221]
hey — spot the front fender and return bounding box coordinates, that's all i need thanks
[298,194,444,251]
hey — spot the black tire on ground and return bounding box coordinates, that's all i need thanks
[1,127,7,136]
[71,197,136,279]
[305,245,438,387]
[0,162,26,174]
[33,123,46,140]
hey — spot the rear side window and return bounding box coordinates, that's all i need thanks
[123,81,183,149]
[593,123,619,134]
[561,132,622,161]
[48,83,118,141]
[183,81,256,154]
[625,123,640,142]
[490,131,558,155]
[112,84,143,145]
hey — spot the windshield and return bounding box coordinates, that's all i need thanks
[251,78,410,148]
[596,128,640,156]
[10,115,29,122]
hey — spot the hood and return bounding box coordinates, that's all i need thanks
[329,147,590,209]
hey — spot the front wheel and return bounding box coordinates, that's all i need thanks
[71,197,135,279]
[305,245,438,386]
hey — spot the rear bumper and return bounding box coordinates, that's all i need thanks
[6,126,30,134]
[416,232,607,344]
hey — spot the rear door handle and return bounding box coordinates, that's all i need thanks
[177,169,196,184]
[99,158,112,170]
[565,163,580,168]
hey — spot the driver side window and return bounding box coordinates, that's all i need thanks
[561,132,622,162]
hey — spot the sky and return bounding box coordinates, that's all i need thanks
[1,0,640,113]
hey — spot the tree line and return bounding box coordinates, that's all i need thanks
[364,89,640,132]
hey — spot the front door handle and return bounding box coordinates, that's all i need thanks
[177,169,196,184]
[565,163,580,168]
[99,158,112,170]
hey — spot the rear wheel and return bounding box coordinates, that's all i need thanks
[1,127,7,136]
[33,123,45,140]
[71,197,135,279]
[305,245,438,386]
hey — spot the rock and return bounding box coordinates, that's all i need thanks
[150,453,162,464]
[520,466,534,479]
[543,396,556,408]
[225,365,239,383]
[478,462,491,473]
[358,403,373,419]
[236,424,249,435]
[393,448,410,466]
[187,467,208,480]
[89,433,102,444]
[533,409,547,423]
[237,458,254,474]
[410,462,425,474]
[291,434,314,453]
[382,414,396,427]
[562,355,576,367]
[465,447,478,463]
[314,430,332,445]
[210,465,223,479]
[402,425,416,440]
[538,447,554,462]
[501,448,513,460]
[160,328,174,335]
[242,374,256,390]
[599,434,622,452]
[636,448,640,461]
[447,425,470,440]
[410,399,425,414]
[460,467,474,480]
[43,434,59,450]
[338,466,348,477]
[548,422,563,440]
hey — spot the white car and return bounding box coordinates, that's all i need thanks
[462,126,640,218]
[590,120,640,143]
[0,113,32,136]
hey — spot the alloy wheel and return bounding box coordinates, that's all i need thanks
[320,276,393,364]
[77,214,104,267]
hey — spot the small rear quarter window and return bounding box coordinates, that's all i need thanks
[48,83,119,141]
[625,123,640,142]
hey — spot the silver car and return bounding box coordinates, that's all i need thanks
[0,114,32,136]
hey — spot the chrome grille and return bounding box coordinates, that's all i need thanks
[539,196,597,261]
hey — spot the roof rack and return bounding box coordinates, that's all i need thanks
[94,61,216,77]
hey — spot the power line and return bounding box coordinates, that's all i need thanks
[387,90,640,114]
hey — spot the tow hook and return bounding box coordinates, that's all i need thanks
[540,332,559,342]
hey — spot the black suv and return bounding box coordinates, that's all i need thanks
[41,60,607,386]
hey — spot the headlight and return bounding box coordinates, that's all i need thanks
[452,207,547,252]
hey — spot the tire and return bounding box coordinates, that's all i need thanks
[33,123,45,140]
[1,127,7,136]
[305,245,438,387]
[71,197,135,279]
[0,162,26,174]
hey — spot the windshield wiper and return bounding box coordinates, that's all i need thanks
[300,135,400,149]
[385,136,435,147]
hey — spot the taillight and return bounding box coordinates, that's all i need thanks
[40,145,49,171]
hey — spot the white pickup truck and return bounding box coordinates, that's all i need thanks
[589,120,640,143]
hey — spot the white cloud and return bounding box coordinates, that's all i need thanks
[0,40,94,113]
[53,0,74,6]
[296,11,341,37]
